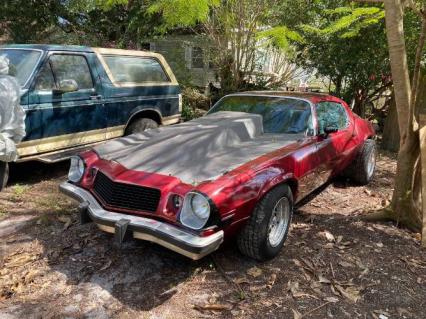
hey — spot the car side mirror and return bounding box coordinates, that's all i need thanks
[319,126,338,138]
[54,79,78,94]
[324,126,338,134]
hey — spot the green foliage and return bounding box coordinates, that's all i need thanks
[308,6,386,38]
[96,0,128,11]
[257,26,304,50]
[147,0,219,29]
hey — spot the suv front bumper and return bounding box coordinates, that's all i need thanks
[59,182,224,260]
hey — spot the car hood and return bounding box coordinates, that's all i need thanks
[94,112,303,184]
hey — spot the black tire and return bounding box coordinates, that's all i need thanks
[125,118,159,135]
[237,184,293,261]
[0,161,9,191]
[344,139,376,185]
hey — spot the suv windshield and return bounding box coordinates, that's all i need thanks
[0,49,41,86]
[207,95,313,135]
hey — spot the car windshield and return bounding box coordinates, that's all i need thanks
[0,49,41,86]
[207,95,313,134]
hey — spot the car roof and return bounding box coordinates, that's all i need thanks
[233,91,344,104]
[0,44,95,52]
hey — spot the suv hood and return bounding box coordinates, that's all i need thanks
[94,112,302,184]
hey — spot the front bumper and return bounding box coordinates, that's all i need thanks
[59,182,224,260]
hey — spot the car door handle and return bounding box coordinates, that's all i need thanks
[90,95,102,100]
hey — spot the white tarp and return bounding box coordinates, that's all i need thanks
[0,56,26,162]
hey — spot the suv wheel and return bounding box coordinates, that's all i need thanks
[237,184,293,261]
[125,118,159,135]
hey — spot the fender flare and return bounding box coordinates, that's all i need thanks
[256,169,299,202]
[125,107,163,129]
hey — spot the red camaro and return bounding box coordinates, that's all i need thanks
[60,92,376,261]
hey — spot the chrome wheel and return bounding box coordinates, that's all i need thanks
[268,197,291,247]
[367,147,376,179]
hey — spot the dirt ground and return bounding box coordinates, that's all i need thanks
[0,150,425,319]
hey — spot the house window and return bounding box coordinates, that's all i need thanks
[140,42,151,51]
[191,47,204,69]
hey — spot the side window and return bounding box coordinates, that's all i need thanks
[34,63,56,91]
[49,54,94,90]
[316,102,348,134]
[191,47,204,69]
[102,55,170,84]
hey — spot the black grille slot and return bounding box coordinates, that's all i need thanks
[93,171,161,212]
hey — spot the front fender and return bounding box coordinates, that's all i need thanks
[256,168,297,201]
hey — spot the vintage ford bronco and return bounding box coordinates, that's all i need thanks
[61,92,376,261]
[0,45,181,187]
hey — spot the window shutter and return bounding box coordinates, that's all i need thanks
[185,46,192,69]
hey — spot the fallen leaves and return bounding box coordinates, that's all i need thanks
[288,280,317,299]
[99,259,112,271]
[292,308,303,319]
[247,266,263,278]
[318,230,335,242]
[57,215,72,230]
[267,273,277,289]
[333,284,362,303]
[193,303,233,312]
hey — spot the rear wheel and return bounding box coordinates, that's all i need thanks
[0,161,9,191]
[344,139,376,185]
[125,118,159,135]
[237,184,293,261]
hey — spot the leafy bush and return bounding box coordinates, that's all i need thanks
[181,86,210,121]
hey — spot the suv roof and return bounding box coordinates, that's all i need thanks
[1,44,94,52]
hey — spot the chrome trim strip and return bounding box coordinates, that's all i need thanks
[59,182,224,260]
[162,114,181,126]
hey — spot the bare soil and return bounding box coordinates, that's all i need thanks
[0,151,425,319]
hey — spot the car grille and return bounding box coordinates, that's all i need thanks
[92,171,161,213]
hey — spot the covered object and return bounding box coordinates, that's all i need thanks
[0,56,26,162]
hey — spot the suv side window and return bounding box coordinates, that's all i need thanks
[102,55,170,83]
[55,54,94,89]
[34,63,56,91]
[316,102,348,134]
[35,54,94,91]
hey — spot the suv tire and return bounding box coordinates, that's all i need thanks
[125,118,159,135]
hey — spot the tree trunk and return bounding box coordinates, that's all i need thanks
[382,94,400,152]
[390,131,421,230]
[421,125,426,247]
[378,0,422,230]
[383,0,411,143]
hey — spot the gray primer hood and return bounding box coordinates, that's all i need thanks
[94,112,301,184]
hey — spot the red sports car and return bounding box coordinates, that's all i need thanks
[60,92,376,261]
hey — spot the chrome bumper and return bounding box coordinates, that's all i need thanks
[59,182,224,260]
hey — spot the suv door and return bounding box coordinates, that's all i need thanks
[314,101,353,182]
[23,52,106,155]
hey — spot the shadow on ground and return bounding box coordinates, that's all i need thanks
[8,160,69,186]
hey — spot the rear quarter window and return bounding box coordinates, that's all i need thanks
[102,55,170,84]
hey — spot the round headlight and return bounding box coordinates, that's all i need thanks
[191,193,210,219]
[180,192,211,230]
[68,156,85,182]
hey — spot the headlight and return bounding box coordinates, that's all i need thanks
[68,156,85,182]
[180,192,211,230]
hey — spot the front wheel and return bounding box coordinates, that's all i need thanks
[0,161,9,191]
[237,184,293,261]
